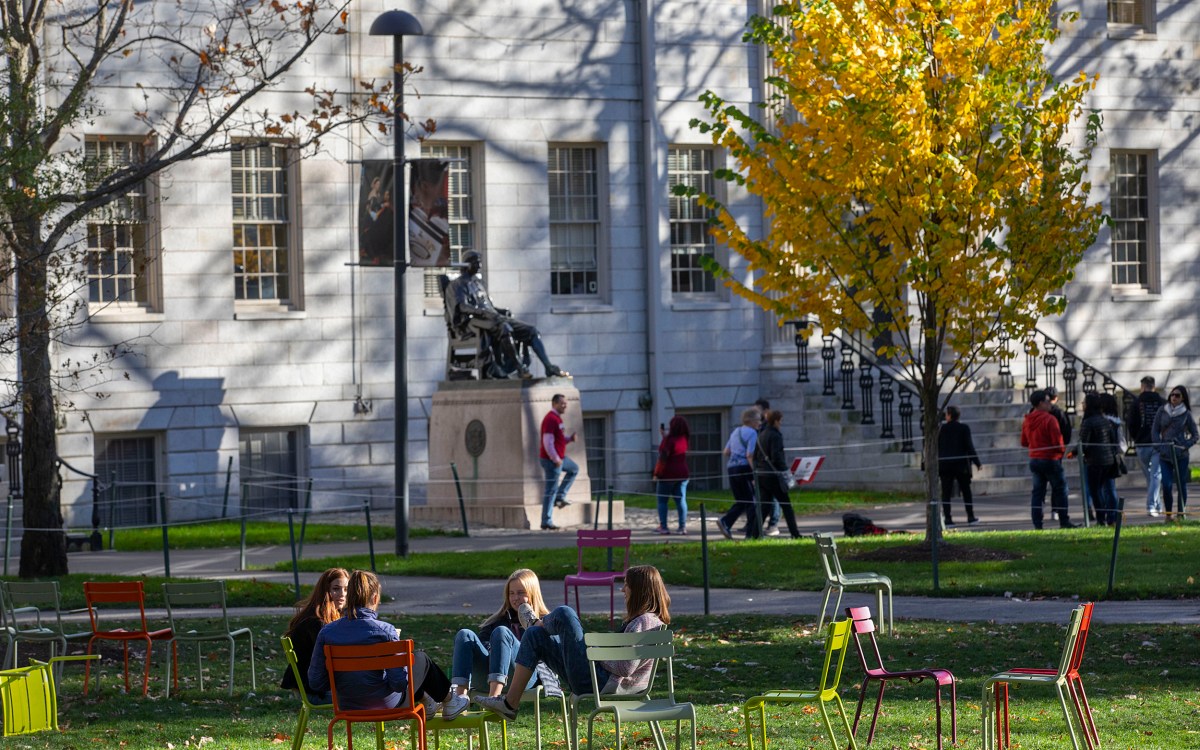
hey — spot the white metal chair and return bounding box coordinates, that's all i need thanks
[813,533,893,635]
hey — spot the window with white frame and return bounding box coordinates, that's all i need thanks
[421,144,477,299]
[680,411,724,491]
[549,146,602,296]
[668,147,718,295]
[95,435,159,527]
[232,142,298,304]
[1110,151,1157,289]
[239,428,304,512]
[1107,0,1153,29]
[85,137,158,309]
[583,415,610,495]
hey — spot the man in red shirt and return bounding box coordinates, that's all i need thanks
[1020,389,1078,529]
[538,393,578,530]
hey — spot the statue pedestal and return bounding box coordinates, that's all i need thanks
[416,378,623,529]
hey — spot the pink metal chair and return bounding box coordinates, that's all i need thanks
[563,529,631,627]
[846,606,957,749]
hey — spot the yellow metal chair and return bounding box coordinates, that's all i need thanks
[0,654,98,736]
[281,635,334,750]
[742,619,859,750]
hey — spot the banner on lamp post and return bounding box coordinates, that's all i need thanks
[358,160,395,267]
[407,158,451,267]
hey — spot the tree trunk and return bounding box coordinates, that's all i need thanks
[920,385,942,545]
[17,233,68,577]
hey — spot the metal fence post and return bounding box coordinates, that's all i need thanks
[159,492,170,578]
[700,503,710,615]
[287,509,301,601]
[364,499,377,573]
[450,462,470,537]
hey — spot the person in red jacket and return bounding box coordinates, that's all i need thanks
[538,393,578,530]
[652,416,690,535]
[1021,390,1078,529]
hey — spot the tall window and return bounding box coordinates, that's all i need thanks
[421,144,477,298]
[549,146,601,296]
[668,147,717,294]
[681,411,723,491]
[583,415,610,495]
[1108,0,1150,27]
[95,435,158,527]
[239,428,303,512]
[232,143,296,303]
[86,137,156,308]
[1110,151,1155,288]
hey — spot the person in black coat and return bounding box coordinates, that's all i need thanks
[937,405,982,526]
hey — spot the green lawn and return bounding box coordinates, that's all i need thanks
[281,522,1200,601]
[93,520,462,552]
[13,613,1196,749]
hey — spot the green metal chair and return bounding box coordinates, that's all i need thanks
[983,606,1087,750]
[520,680,568,750]
[427,709,507,750]
[742,619,859,750]
[0,654,98,736]
[577,629,696,750]
[282,635,334,750]
[814,533,893,635]
[162,581,256,696]
[0,581,90,682]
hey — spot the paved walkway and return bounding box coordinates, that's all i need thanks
[59,490,1200,626]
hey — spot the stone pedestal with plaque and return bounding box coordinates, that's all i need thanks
[416,378,622,529]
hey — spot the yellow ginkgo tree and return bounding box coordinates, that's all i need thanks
[688,1,1105,535]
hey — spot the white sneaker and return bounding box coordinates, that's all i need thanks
[421,694,440,716]
[1149,509,1161,517]
[765,524,781,537]
[442,692,470,720]
[517,602,539,630]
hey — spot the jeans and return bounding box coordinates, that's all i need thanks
[450,627,535,691]
[539,456,579,526]
[1084,464,1119,525]
[656,480,688,530]
[1137,445,1163,512]
[719,464,760,538]
[1029,458,1070,528]
[514,605,607,697]
[1160,448,1189,514]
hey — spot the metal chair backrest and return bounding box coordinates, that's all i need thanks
[1068,602,1094,674]
[584,627,672,705]
[845,605,884,673]
[818,619,854,695]
[83,581,152,635]
[1,582,67,636]
[813,533,846,581]
[281,636,329,711]
[1054,607,1085,680]
[575,529,632,574]
[162,581,231,638]
[325,640,418,718]
[0,660,55,736]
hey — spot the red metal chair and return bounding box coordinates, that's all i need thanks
[845,606,956,749]
[324,640,425,750]
[563,529,631,627]
[82,581,174,697]
[990,602,1097,750]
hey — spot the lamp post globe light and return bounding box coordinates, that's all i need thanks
[370,10,424,557]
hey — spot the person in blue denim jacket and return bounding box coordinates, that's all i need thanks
[308,570,469,718]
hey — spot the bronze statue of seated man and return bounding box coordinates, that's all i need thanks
[446,251,568,380]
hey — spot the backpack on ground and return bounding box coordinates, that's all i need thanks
[842,512,889,537]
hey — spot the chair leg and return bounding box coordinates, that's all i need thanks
[950,678,958,745]
[834,694,859,750]
[228,636,236,695]
[851,676,870,739]
[816,701,839,750]
[1056,684,1083,750]
[196,642,204,692]
[981,684,992,750]
[248,631,257,691]
[817,583,835,632]
[164,640,174,698]
[142,638,153,697]
[1071,677,1099,750]
[867,679,886,745]
[293,705,309,750]
[875,589,884,636]
[933,687,943,750]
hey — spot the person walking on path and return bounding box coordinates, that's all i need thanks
[1153,385,1197,520]
[1021,389,1078,529]
[754,397,781,535]
[754,410,801,538]
[652,416,690,535]
[1127,375,1166,516]
[1079,393,1121,525]
[937,405,982,527]
[538,393,578,531]
[716,408,762,540]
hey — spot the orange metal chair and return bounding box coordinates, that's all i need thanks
[324,640,425,750]
[846,606,956,749]
[82,581,174,697]
[563,529,631,627]
[988,602,1098,750]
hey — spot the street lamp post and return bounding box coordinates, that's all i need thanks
[370,10,424,557]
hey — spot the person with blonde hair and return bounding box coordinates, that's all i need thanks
[448,569,557,701]
[281,567,348,696]
[308,570,469,718]
[477,565,671,720]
